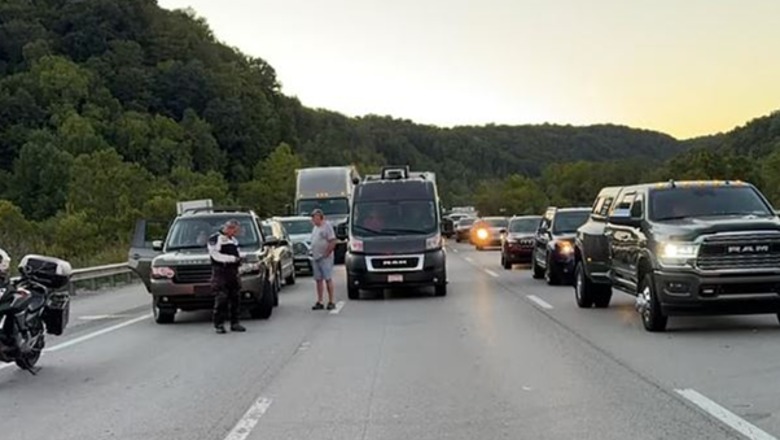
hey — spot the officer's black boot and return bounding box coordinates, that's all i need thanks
[215,324,227,334]
[231,322,246,332]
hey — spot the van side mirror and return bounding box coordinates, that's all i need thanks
[336,223,348,241]
[152,240,163,251]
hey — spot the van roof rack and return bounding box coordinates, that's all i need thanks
[182,206,254,215]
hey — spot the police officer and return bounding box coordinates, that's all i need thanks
[208,220,246,334]
[0,247,10,286]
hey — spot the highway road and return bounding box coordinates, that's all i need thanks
[4,243,780,439]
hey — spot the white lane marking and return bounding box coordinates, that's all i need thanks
[224,397,273,440]
[79,314,133,321]
[329,301,345,315]
[453,248,459,253]
[526,295,554,310]
[0,363,13,371]
[44,313,152,353]
[484,269,499,278]
[675,389,777,440]
[465,257,474,263]
[297,341,311,352]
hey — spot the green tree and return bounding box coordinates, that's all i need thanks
[239,143,302,216]
[0,200,39,262]
[9,132,74,220]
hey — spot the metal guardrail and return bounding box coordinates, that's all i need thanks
[67,263,134,295]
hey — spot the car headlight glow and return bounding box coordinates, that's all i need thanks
[151,266,175,279]
[476,228,489,240]
[558,241,574,255]
[659,242,699,263]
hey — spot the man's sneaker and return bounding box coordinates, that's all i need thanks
[215,325,227,334]
[312,302,324,310]
[231,323,246,332]
[326,302,336,310]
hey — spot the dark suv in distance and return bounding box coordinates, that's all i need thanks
[575,180,780,332]
[532,207,590,285]
[500,215,542,269]
[128,208,278,324]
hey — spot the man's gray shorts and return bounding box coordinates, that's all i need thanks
[312,257,334,281]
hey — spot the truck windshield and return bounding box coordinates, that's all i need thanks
[509,218,541,233]
[352,201,438,237]
[552,211,589,234]
[165,216,260,251]
[650,186,772,221]
[281,219,312,235]
[297,198,349,216]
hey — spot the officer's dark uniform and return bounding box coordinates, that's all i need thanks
[207,230,245,332]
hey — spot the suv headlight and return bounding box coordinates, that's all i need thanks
[658,241,699,265]
[476,228,489,240]
[557,241,574,255]
[240,261,262,275]
[151,266,175,279]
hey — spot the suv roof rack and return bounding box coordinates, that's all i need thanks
[182,206,254,215]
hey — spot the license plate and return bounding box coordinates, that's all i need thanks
[194,285,212,296]
[388,274,404,283]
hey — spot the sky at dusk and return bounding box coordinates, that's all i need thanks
[159,0,780,139]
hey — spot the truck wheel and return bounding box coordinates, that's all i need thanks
[435,283,447,297]
[250,280,274,319]
[153,299,176,324]
[593,285,613,308]
[639,274,667,332]
[532,256,544,279]
[574,261,595,308]
[347,276,360,300]
[545,256,561,286]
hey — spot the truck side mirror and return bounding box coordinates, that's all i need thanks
[152,240,163,251]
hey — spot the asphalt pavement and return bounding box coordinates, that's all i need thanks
[3,243,779,439]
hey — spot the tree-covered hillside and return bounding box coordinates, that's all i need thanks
[0,0,776,266]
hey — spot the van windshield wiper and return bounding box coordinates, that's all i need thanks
[353,225,392,236]
[380,228,432,235]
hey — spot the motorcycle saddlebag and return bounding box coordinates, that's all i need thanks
[42,292,70,336]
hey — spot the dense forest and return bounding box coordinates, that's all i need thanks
[0,0,778,267]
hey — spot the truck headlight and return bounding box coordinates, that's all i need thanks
[476,228,489,240]
[659,242,699,265]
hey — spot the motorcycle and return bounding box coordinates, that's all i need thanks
[0,254,72,374]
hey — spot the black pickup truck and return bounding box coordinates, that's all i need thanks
[574,180,780,332]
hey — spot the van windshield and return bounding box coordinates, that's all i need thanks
[352,201,438,237]
[297,198,349,216]
[165,216,259,251]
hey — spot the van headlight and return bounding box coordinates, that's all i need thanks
[658,242,699,265]
[426,234,442,250]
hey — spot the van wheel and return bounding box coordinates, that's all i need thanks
[347,276,360,300]
[250,280,274,319]
[638,274,667,332]
[153,299,176,324]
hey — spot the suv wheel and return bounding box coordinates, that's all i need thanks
[545,255,561,286]
[502,254,512,270]
[574,261,595,308]
[638,274,667,332]
[435,282,447,297]
[153,299,176,324]
[532,255,544,279]
[250,280,274,319]
[285,267,296,285]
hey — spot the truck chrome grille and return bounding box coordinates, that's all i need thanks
[697,232,780,270]
[174,265,213,284]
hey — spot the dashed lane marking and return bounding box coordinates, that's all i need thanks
[676,389,777,440]
[526,295,554,310]
[223,397,273,440]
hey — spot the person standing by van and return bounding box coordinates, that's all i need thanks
[310,209,337,310]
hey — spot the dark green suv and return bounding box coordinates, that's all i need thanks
[129,208,278,324]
